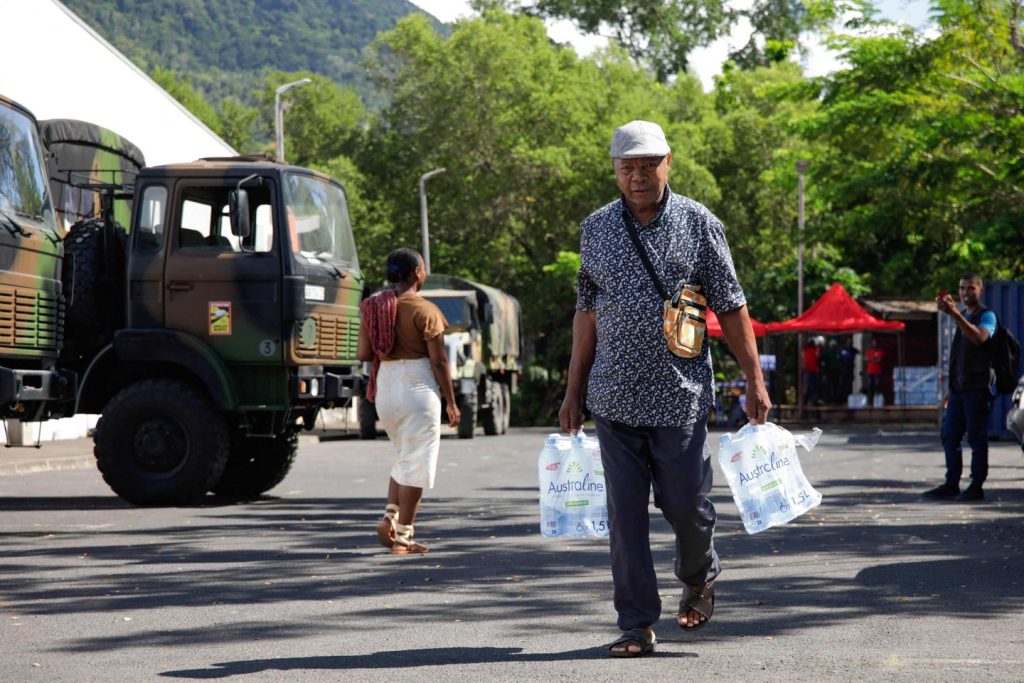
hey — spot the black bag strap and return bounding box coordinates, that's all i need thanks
[622,210,670,301]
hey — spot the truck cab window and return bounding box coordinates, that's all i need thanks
[179,184,273,252]
[135,185,167,251]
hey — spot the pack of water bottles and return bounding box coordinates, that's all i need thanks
[537,431,609,538]
[717,422,822,535]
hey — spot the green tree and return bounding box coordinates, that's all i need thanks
[151,67,222,134]
[150,67,260,154]
[806,0,1024,294]
[519,0,733,80]
[217,98,260,153]
[63,0,443,106]
[703,61,865,321]
[258,72,367,167]
[505,0,845,80]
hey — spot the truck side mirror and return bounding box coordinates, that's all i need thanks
[228,189,250,238]
[229,173,263,238]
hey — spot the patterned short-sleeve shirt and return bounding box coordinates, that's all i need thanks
[576,187,746,427]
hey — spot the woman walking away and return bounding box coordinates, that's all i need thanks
[357,248,460,554]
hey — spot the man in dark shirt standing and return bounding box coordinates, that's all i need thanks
[924,274,997,502]
[820,338,842,404]
[559,120,770,657]
[838,338,859,403]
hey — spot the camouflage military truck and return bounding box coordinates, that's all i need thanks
[359,274,522,439]
[57,152,365,504]
[0,96,76,427]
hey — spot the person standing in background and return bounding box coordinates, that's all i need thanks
[838,338,859,403]
[820,338,842,404]
[864,337,885,407]
[923,274,997,502]
[802,338,821,406]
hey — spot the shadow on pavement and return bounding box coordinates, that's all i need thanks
[159,646,698,678]
[0,496,135,511]
[2,473,1022,653]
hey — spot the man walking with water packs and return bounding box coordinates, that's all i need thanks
[559,120,770,657]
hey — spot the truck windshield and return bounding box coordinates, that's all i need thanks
[0,103,58,236]
[425,296,472,328]
[283,173,359,273]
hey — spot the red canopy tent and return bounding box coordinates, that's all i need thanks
[706,308,768,337]
[765,282,907,418]
[765,282,905,334]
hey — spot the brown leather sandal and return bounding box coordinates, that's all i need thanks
[392,522,428,555]
[677,580,715,630]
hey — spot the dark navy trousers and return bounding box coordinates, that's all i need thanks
[594,415,721,630]
[940,388,993,488]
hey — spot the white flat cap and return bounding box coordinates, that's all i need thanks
[610,120,670,158]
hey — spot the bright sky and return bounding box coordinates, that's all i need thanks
[407,0,933,90]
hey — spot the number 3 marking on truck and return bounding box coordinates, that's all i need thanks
[259,340,276,356]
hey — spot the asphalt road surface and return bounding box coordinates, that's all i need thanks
[1,425,1022,682]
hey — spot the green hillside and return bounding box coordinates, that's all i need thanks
[61,0,444,102]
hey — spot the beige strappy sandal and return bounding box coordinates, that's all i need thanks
[392,522,428,555]
[376,504,399,548]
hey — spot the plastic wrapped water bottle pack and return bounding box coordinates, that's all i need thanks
[718,422,823,534]
[537,431,609,538]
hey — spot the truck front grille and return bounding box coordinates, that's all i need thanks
[295,313,358,361]
[0,285,62,351]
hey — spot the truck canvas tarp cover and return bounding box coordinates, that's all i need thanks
[39,118,145,231]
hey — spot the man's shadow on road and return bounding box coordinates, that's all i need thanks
[160,645,697,678]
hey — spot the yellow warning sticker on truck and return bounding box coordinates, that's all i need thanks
[209,301,232,336]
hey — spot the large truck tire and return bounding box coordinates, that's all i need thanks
[457,391,476,439]
[482,381,503,436]
[61,218,126,361]
[212,431,297,498]
[358,398,378,439]
[94,378,229,505]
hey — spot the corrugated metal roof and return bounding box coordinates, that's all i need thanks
[860,299,937,320]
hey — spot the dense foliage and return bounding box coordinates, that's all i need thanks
[63,0,1024,422]
[62,0,442,103]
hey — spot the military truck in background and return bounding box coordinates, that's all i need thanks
[2,96,365,504]
[359,274,523,439]
[0,96,77,426]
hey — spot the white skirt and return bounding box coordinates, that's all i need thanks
[375,358,442,489]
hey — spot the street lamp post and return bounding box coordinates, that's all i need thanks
[275,78,312,163]
[796,159,809,315]
[418,168,446,274]
[795,159,809,417]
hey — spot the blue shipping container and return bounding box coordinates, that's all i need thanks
[986,280,1024,439]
